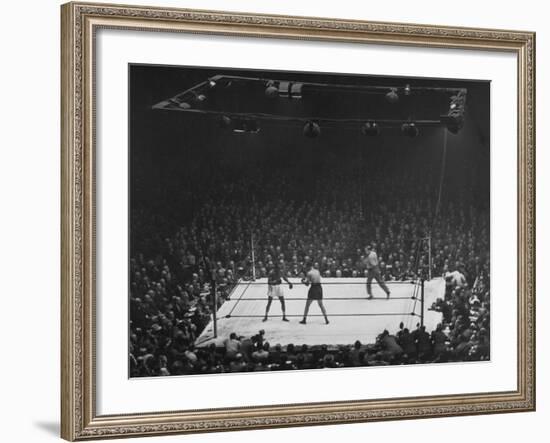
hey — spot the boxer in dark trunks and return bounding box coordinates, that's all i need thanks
[299,263,329,325]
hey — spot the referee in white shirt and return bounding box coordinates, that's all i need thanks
[364,244,391,299]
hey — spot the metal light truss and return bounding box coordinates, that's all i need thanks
[152,74,467,132]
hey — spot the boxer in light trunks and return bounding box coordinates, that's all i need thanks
[364,244,391,299]
[263,264,292,322]
[299,263,329,325]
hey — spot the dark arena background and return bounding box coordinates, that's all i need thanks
[129,64,490,377]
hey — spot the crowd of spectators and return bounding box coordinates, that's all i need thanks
[129,146,490,377]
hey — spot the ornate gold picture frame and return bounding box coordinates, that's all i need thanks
[61,2,535,440]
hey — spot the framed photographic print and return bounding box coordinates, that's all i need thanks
[61,1,536,440]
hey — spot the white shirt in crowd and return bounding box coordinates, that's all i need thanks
[446,270,467,287]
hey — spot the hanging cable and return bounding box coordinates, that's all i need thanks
[434,128,448,221]
[428,128,449,279]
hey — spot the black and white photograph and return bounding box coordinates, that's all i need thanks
[128,64,490,378]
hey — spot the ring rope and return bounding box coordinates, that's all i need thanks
[225,280,253,318]
[222,313,422,319]
[224,296,418,301]
[236,280,420,285]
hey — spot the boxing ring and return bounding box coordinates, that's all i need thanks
[195,277,445,347]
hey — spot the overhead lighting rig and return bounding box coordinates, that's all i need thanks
[152,74,468,138]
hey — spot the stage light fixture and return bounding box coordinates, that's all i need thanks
[290,83,303,99]
[401,122,419,137]
[264,81,279,99]
[303,121,321,138]
[178,102,191,109]
[361,121,381,136]
[385,88,399,103]
[219,115,233,129]
[276,81,303,99]
[208,79,217,88]
[232,118,260,134]
[441,90,466,134]
[404,84,411,96]
[196,93,207,102]
[278,81,291,98]
[442,113,464,134]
